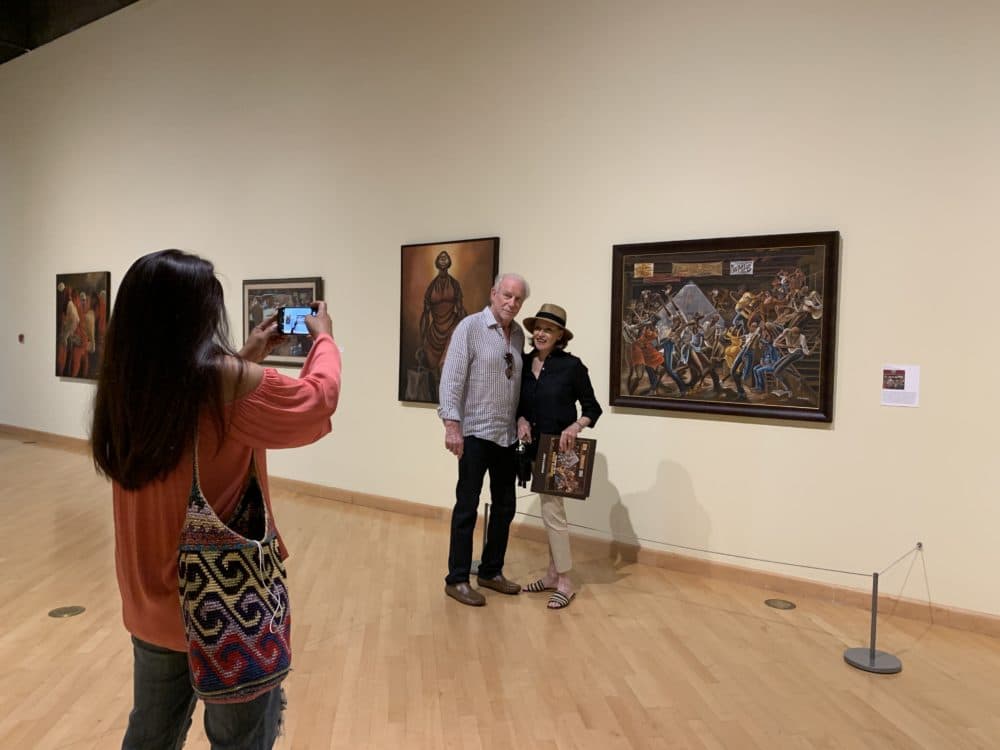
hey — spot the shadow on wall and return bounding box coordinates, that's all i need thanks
[642,458,709,557]
[577,453,710,585]
[572,451,637,585]
[594,452,638,569]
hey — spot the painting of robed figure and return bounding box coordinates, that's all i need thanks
[399,237,499,403]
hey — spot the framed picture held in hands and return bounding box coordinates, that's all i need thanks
[530,435,597,500]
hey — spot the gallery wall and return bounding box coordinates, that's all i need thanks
[1,0,997,617]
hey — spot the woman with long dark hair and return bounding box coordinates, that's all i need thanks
[92,249,341,749]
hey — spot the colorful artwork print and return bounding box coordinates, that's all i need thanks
[56,271,110,380]
[243,277,324,367]
[530,435,597,500]
[610,232,839,423]
[398,237,499,403]
[882,369,905,390]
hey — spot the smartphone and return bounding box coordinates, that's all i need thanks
[278,306,315,335]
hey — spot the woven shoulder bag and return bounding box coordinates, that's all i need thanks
[177,438,291,703]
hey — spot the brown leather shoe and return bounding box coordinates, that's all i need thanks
[476,574,521,595]
[445,582,486,606]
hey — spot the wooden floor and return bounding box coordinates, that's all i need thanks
[2,434,999,749]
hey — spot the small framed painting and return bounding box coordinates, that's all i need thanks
[56,271,110,380]
[243,277,324,367]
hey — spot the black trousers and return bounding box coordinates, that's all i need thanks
[445,436,517,585]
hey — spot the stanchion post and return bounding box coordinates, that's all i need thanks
[868,572,879,662]
[844,571,902,674]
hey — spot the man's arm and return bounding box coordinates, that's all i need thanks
[437,318,471,458]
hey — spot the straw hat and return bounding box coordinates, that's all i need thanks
[523,303,573,343]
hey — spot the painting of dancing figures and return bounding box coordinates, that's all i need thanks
[610,232,839,422]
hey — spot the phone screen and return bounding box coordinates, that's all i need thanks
[280,306,314,335]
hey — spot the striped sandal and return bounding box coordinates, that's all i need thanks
[524,579,557,593]
[547,591,576,609]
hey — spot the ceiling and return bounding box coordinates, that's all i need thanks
[0,0,139,66]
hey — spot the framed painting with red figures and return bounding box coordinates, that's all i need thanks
[56,271,110,381]
[610,231,840,423]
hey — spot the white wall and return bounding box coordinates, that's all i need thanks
[2,0,997,616]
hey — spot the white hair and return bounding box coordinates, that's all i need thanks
[493,272,530,299]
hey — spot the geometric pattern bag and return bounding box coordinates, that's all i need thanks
[177,436,291,704]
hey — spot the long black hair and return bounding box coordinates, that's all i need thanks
[91,249,240,490]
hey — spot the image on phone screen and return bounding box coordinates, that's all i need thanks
[280,306,314,335]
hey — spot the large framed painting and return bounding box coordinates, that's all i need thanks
[243,277,324,367]
[610,231,840,423]
[399,237,500,403]
[56,271,110,381]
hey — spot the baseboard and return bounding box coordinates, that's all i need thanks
[270,476,449,520]
[5,422,998,639]
[0,423,91,454]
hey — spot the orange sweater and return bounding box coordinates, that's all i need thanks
[112,334,341,651]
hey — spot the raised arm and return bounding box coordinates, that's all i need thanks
[228,330,342,449]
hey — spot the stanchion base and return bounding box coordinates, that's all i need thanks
[844,648,902,674]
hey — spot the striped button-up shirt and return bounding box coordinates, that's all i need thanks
[437,306,525,447]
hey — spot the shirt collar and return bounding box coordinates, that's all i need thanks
[481,306,522,335]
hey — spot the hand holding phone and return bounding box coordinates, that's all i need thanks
[304,301,333,339]
[239,310,283,363]
[278,306,316,335]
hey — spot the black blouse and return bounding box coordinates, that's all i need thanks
[517,348,603,445]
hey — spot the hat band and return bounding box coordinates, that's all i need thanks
[535,311,566,328]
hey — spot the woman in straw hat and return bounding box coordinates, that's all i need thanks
[516,304,602,609]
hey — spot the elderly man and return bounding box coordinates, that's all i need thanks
[438,272,530,606]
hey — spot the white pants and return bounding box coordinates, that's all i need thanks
[540,493,572,573]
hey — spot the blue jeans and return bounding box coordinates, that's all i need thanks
[732,347,755,396]
[658,340,687,393]
[772,349,804,391]
[445,436,516,585]
[753,361,776,391]
[122,636,284,750]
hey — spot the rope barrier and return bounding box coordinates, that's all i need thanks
[879,543,922,576]
[514,498,921,581]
